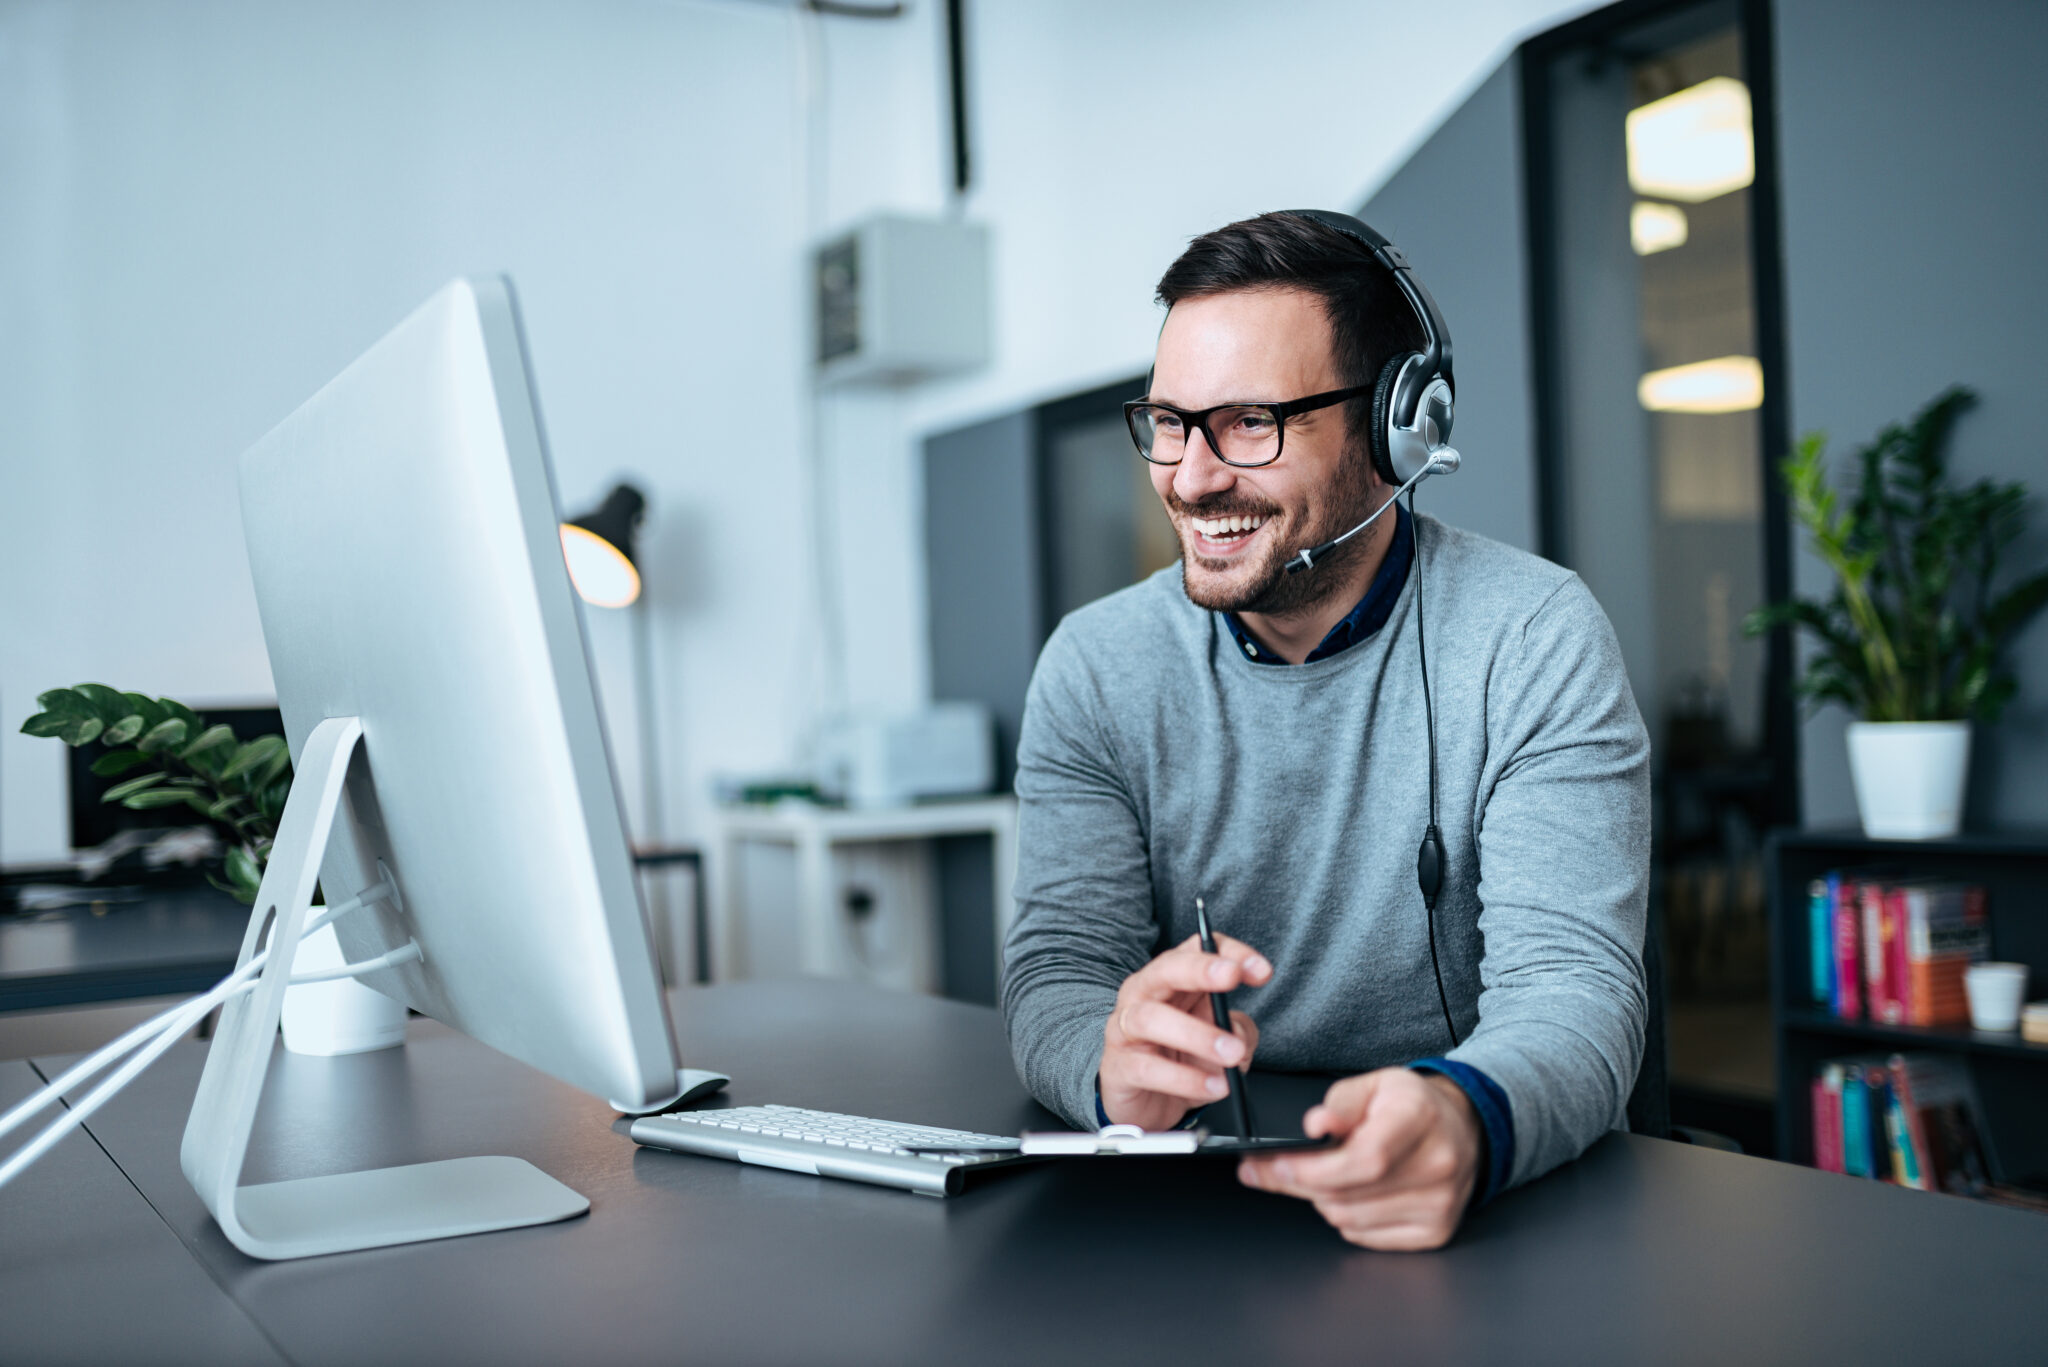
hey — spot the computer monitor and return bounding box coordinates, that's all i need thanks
[181,277,683,1260]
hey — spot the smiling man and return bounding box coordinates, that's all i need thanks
[999,211,1652,1249]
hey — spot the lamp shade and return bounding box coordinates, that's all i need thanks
[561,483,646,608]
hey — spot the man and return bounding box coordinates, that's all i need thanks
[1000,211,1650,1250]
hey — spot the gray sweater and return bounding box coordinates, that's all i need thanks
[1000,513,1650,1189]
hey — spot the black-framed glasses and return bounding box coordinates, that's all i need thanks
[1122,383,1373,468]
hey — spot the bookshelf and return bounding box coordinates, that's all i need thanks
[1768,829,2048,1187]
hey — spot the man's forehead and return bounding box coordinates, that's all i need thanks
[1151,288,1336,402]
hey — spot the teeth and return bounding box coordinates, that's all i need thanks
[1192,514,1265,537]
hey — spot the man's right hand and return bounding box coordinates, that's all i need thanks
[1098,934,1270,1130]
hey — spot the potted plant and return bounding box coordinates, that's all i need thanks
[1744,387,2048,839]
[19,685,288,901]
[20,688,406,1053]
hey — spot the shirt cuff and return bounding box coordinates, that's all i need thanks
[1409,1058,1514,1205]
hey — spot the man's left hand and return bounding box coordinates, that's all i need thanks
[1237,1068,1482,1250]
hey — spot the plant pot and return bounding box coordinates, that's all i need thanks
[279,920,408,1055]
[1845,720,1970,840]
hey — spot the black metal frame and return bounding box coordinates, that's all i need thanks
[1122,383,1375,468]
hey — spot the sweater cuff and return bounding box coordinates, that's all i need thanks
[1410,1058,1514,1205]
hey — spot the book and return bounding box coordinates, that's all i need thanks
[1901,882,1990,1027]
[1832,878,1862,1020]
[1861,882,1894,1024]
[1887,1053,1990,1197]
[1811,1064,1845,1174]
[1810,877,1835,1005]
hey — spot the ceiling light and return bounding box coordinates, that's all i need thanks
[1631,201,1689,255]
[1638,356,1763,414]
[1626,76,1754,203]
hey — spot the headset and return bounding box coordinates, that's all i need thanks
[1280,209,1463,1048]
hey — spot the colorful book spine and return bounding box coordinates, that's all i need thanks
[1810,877,1835,1005]
[1841,1070,1872,1177]
[1812,1065,1846,1173]
[1903,883,1990,1027]
[1879,886,1910,1025]
[1832,878,1862,1020]
[1860,882,1893,1024]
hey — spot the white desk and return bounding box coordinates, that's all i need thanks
[708,797,1017,987]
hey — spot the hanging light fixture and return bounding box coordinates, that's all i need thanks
[1626,76,1754,203]
[1638,356,1764,414]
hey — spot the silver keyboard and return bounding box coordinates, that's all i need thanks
[629,1104,1026,1197]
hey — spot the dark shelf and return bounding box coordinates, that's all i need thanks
[1780,1009,2048,1063]
[1767,827,2048,1179]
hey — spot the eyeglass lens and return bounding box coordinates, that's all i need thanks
[1130,405,1280,466]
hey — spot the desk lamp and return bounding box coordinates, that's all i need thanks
[560,484,669,908]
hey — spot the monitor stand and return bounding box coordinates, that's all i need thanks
[180,716,590,1260]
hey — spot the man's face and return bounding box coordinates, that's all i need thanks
[1147,287,1381,616]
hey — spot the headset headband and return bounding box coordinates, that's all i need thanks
[1282,209,1455,419]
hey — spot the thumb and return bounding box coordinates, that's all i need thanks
[1229,1010,1259,1062]
[1304,1071,1383,1139]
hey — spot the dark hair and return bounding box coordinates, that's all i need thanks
[1154,212,1425,457]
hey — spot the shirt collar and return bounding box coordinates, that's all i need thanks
[1221,502,1413,665]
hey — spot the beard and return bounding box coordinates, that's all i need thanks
[1170,452,1383,617]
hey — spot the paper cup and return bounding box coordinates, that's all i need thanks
[1964,962,2030,1032]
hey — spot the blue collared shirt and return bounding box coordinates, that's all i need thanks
[1213,502,1516,1205]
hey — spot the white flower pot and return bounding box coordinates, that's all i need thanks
[279,920,408,1055]
[1845,720,1970,840]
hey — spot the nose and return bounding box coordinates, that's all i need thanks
[1171,426,1237,505]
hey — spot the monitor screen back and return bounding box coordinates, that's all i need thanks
[237,277,678,1108]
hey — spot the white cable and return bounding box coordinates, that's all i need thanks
[0,889,391,1155]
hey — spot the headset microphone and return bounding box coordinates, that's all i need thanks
[1285,449,1459,575]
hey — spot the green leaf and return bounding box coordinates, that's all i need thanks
[101,771,169,803]
[102,714,146,745]
[179,724,236,762]
[35,687,91,718]
[19,711,71,738]
[121,785,207,810]
[221,734,286,783]
[90,748,150,778]
[119,693,169,731]
[121,786,207,807]
[63,716,104,746]
[206,795,244,820]
[72,683,131,724]
[136,718,189,755]
[226,844,264,900]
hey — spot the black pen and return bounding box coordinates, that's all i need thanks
[1194,897,1254,1140]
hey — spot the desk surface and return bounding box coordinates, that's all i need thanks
[20,979,2048,1366]
[0,1060,283,1366]
[0,883,248,1010]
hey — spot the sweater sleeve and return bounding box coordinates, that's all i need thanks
[999,623,1160,1128]
[1445,575,1652,1189]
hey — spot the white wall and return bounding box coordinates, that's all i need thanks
[0,0,814,865]
[1,0,1590,868]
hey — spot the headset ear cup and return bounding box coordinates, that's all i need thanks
[1369,353,1408,485]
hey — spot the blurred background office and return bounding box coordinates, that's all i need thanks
[4,0,2045,1168]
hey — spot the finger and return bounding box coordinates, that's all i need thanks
[1248,1088,1433,1193]
[1314,1189,1466,1251]
[1119,998,1245,1067]
[1127,937,1269,997]
[1112,1049,1232,1105]
[1302,1071,1383,1139]
[1228,1009,1259,1063]
[1207,934,1274,985]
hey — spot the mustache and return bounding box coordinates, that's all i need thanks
[1164,493,1282,520]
